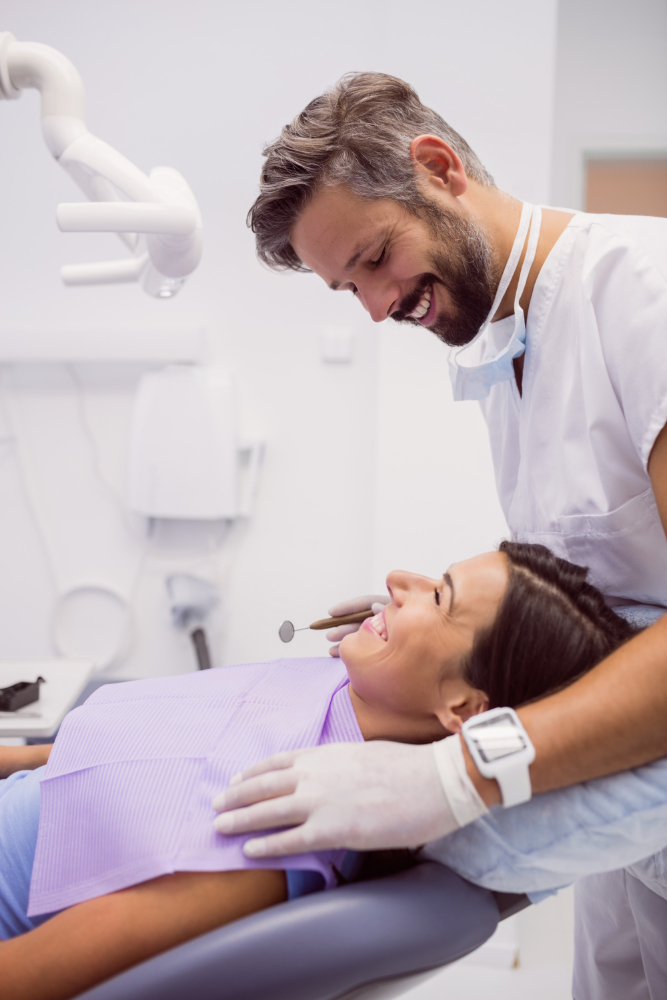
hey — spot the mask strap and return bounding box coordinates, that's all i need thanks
[453,202,533,365]
[512,206,542,315]
[487,201,533,321]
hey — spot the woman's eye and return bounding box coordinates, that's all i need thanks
[434,588,440,607]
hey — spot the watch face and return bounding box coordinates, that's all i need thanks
[466,711,527,763]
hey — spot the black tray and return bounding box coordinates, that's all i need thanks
[0,676,45,712]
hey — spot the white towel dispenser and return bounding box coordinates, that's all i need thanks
[128,365,261,520]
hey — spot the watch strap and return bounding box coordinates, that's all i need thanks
[494,757,532,808]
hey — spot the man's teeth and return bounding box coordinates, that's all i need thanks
[408,287,431,320]
[370,612,388,641]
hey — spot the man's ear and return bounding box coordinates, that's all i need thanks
[435,688,489,734]
[409,135,468,197]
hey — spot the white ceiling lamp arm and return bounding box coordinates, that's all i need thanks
[0,32,202,298]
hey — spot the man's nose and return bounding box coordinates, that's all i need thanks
[356,281,400,323]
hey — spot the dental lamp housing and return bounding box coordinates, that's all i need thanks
[0,31,202,297]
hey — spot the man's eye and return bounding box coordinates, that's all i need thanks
[371,247,386,267]
[434,588,440,606]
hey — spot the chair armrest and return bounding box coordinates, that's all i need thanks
[76,863,500,1000]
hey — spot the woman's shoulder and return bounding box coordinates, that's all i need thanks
[85,657,346,706]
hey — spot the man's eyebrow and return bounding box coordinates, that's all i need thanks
[343,236,378,272]
[443,572,455,614]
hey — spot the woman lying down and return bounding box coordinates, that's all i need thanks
[2,541,667,1000]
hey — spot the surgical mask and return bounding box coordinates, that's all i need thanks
[448,203,542,402]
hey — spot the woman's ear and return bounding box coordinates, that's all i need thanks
[435,687,489,734]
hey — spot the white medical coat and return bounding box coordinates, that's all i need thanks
[479,212,667,605]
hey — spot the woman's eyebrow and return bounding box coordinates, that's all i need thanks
[443,572,455,613]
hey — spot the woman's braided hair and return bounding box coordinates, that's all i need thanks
[463,541,637,709]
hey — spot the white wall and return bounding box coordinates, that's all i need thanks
[551,0,667,209]
[0,0,558,678]
[371,3,558,589]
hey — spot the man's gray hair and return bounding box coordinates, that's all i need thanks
[248,72,494,272]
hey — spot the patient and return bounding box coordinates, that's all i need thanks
[0,542,636,999]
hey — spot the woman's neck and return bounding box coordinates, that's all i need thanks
[347,685,449,743]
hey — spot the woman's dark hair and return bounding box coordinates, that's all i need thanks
[462,541,636,709]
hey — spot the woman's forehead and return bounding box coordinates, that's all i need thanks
[449,552,509,616]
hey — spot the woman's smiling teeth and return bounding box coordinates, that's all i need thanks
[369,610,388,641]
[408,286,431,320]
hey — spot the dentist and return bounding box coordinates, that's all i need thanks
[214,72,667,997]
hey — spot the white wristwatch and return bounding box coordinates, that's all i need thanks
[461,707,535,808]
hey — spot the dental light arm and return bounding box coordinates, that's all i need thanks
[0,32,202,298]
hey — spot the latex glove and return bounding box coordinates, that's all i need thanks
[212,735,487,857]
[326,593,390,657]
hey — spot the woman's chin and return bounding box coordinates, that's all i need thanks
[338,629,369,672]
[338,631,354,663]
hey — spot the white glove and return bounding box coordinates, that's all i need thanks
[212,735,488,857]
[326,594,390,657]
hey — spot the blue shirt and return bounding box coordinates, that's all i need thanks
[0,767,54,939]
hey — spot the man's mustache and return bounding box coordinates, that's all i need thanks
[391,274,442,323]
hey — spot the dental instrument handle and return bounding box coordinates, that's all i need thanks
[309,610,374,631]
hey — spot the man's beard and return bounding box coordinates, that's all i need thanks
[391,202,497,348]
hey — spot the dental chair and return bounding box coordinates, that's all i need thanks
[76,861,528,1000]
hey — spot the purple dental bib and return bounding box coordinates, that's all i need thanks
[28,658,362,917]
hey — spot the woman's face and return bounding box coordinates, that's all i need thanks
[340,551,509,742]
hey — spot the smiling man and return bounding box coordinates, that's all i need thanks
[215,73,667,998]
[291,180,497,346]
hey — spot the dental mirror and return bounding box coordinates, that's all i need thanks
[278,620,296,643]
[278,609,374,643]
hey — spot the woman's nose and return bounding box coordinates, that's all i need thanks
[386,570,433,606]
